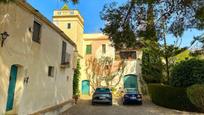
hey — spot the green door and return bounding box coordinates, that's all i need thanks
[82,80,90,95]
[6,65,18,111]
[123,74,138,89]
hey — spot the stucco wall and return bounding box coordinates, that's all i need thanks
[83,35,115,59]
[53,10,84,57]
[0,3,75,114]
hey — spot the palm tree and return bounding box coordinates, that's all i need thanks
[191,33,204,48]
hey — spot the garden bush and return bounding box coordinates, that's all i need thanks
[170,58,204,87]
[148,84,198,111]
[187,84,204,112]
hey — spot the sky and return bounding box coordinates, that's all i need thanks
[27,0,203,48]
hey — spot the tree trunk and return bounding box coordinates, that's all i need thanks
[163,32,170,83]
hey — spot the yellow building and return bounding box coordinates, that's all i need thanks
[53,4,84,58]
[53,5,143,96]
[0,1,76,114]
[81,33,142,95]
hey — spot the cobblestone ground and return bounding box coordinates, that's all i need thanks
[62,96,203,115]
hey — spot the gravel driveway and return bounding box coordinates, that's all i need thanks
[62,96,203,115]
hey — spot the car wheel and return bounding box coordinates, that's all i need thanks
[138,101,142,105]
[123,101,126,105]
[92,101,95,105]
[109,102,112,105]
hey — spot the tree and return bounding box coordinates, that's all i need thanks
[191,33,204,49]
[160,45,187,82]
[73,59,81,96]
[100,2,142,50]
[101,0,204,83]
[142,40,163,83]
[140,1,163,83]
[101,1,204,48]
[85,56,126,90]
[190,33,204,56]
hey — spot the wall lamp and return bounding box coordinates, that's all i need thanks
[1,31,9,47]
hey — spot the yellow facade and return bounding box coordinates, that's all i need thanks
[53,8,84,57]
[81,34,143,94]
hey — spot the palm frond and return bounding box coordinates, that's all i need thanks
[191,33,204,46]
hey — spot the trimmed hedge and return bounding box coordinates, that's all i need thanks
[148,84,198,111]
[187,84,204,112]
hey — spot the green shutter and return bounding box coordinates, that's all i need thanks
[61,41,67,64]
[86,45,92,54]
[102,44,106,54]
[32,21,41,43]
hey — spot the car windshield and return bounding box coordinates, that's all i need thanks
[95,88,110,93]
[125,88,138,93]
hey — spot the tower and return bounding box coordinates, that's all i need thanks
[53,4,84,56]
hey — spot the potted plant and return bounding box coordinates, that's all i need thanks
[73,93,80,104]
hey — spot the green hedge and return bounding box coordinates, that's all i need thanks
[170,58,204,87]
[148,84,198,111]
[187,84,204,112]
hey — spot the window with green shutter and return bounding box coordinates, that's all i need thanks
[86,45,92,54]
[102,44,106,54]
[32,21,41,43]
[61,41,67,64]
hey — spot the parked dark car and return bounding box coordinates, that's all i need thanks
[92,87,112,105]
[122,88,142,105]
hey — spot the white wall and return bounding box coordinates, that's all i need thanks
[0,2,75,114]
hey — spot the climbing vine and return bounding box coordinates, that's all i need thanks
[73,59,81,96]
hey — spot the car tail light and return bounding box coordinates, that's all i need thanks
[124,95,129,98]
[137,94,142,98]
[108,93,112,97]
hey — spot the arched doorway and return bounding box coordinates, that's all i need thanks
[6,65,18,111]
[82,80,90,95]
[123,74,138,89]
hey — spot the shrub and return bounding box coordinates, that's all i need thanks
[148,84,198,111]
[73,59,81,96]
[187,84,204,112]
[170,58,204,87]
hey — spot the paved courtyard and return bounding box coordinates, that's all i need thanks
[62,96,203,115]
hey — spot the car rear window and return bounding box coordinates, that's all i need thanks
[95,88,110,93]
[125,88,138,93]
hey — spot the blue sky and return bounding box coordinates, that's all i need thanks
[27,0,125,33]
[27,0,203,47]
